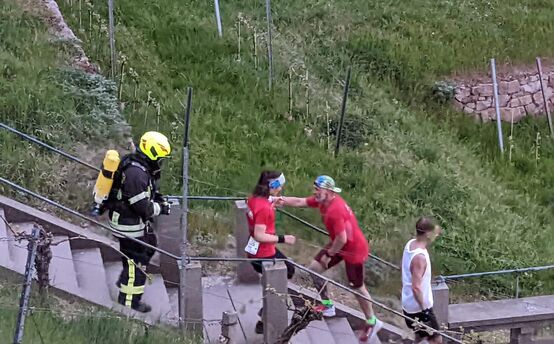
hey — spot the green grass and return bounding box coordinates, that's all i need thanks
[0,0,127,211]
[0,280,198,344]
[3,0,554,300]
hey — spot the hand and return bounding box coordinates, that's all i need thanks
[320,254,331,269]
[153,192,165,203]
[284,234,296,245]
[419,308,432,323]
[159,202,171,215]
[273,196,285,208]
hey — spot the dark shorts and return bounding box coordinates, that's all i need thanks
[403,309,440,339]
[250,248,295,279]
[314,247,365,288]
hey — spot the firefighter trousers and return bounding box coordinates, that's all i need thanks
[117,233,157,308]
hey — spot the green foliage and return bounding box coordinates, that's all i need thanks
[0,282,199,343]
[55,68,127,139]
[3,0,554,300]
[430,81,457,104]
[51,0,554,297]
[0,0,127,213]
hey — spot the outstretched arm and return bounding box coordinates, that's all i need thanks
[280,196,309,208]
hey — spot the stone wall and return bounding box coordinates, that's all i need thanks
[453,70,554,123]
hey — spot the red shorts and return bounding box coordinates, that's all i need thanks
[314,247,365,288]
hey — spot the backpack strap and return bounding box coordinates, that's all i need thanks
[108,155,149,203]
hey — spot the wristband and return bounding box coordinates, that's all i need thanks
[277,235,285,243]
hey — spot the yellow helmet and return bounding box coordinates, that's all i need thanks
[139,131,171,161]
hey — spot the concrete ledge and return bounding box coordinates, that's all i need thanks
[449,295,554,332]
[288,282,412,343]
[0,195,121,262]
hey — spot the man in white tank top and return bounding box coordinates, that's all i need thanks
[401,217,443,343]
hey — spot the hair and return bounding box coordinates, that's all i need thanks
[253,170,282,197]
[415,216,437,235]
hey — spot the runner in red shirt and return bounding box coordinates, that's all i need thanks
[280,175,382,342]
[246,170,296,334]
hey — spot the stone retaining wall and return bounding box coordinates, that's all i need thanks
[453,70,554,123]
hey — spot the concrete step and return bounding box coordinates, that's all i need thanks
[104,260,122,301]
[289,329,311,344]
[49,235,79,292]
[167,287,179,320]
[142,273,175,324]
[0,208,11,267]
[104,261,175,324]
[353,328,382,344]
[288,283,409,343]
[7,222,34,274]
[306,319,336,344]
[72,248,112,305]
[326,317,359,344]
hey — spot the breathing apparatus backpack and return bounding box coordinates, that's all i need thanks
[91,150,121,216]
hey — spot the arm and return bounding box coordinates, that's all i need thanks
[327,230,347,256]
[253,224,280,243]
[410,254,428,310]
[280,196,309,208]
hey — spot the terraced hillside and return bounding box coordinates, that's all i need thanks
[2,0,554,299]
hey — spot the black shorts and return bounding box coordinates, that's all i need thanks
[250,248,295,279]
[314,247,365,288]
[403,308,440,339]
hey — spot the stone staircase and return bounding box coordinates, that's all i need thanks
[202,276,379,344]
[0,194,410,343]
[0,195,178,325]
[291,317,367,344]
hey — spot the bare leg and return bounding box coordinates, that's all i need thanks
[354,284,375,320]
[308,260,329,300]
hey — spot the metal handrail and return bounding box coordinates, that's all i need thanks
[0,123,99,171]
[188,255,462,343]
[2,122,400,270]
[0,175,461,341]
[438,264,554,282]
[277,208,400,270]
[0,177,180,261]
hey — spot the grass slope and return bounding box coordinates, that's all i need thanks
[3,0,554,298]
[0,280,197,343]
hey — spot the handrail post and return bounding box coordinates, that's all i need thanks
[13,224,40,344]
[262,261,288,344]
[234,200,260,283]
[182,260,203,335]
[221,311,241,343]
[515,273,520,299]
[432,279,449,330]
[179,87,193,331]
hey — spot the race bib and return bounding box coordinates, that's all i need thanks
[244,236,260,255]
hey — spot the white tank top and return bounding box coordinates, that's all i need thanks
[401,239,433,313]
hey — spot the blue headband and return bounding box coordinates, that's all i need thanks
[269,174,285,189]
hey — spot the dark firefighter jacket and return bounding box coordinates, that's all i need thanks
[108,153,163,238]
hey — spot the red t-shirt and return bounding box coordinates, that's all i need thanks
[246,196,276,258]
[306,195,369,263]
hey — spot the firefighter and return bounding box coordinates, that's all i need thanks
[108,131,172,313]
